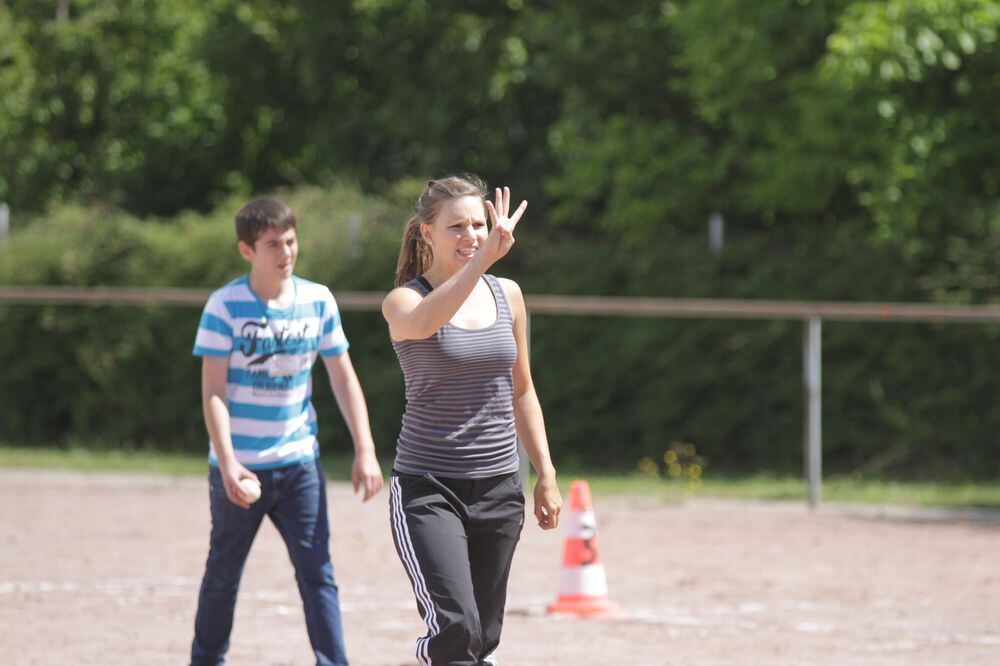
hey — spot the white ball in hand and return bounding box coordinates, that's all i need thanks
[238,478,262,504]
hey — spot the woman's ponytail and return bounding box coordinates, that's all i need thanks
[394,215,432,287]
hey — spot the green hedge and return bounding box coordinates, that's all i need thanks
[0,183,410,454]
[2,186,998,479]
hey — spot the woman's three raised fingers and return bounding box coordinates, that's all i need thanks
[494,186,511,217]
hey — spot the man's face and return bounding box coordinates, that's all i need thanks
[240,227,298,281]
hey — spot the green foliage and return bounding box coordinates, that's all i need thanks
[3,1,998,297]
[0,1,228,214]
[1,2,998,480]
[0,183,998,479]
[0,1,562,213]
[0,183,407,453]
[535,0,999,303]
[817,0,1000,299]
[673,0,856,220]
[518,222,999,480]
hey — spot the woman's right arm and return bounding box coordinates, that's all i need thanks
[382,187,526,341]
[382,255,491,341]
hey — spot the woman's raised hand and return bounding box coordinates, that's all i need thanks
[483,186,527,264]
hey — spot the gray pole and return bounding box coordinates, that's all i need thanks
[708,212,725,254]
[346,213,361,258]
[0,203,9,244]
[803,317,822,508]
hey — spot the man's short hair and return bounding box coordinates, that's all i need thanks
[235,197,297,246]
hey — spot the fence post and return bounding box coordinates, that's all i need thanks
[803,316,822,508]
[0,203,9,244]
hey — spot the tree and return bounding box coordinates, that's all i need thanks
[0,1,228,215]
[820,0,1000,301]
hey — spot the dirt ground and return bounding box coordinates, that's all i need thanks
[1,469,998,665]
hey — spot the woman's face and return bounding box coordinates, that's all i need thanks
[422,195,488,272]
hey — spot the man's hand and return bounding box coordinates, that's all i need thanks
[352,450,384,502]
[219,459,259,510]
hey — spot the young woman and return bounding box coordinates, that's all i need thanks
[381,176,562,666]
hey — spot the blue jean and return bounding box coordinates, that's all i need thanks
[191,459,348,666]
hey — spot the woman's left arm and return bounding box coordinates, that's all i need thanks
[501,278,563,530]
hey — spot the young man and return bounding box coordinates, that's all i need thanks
[190,196,382,666]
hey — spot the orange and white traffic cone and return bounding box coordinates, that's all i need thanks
[547,479,620,617]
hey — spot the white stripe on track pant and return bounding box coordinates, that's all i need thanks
[390,472,524,666]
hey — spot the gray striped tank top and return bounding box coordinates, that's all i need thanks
[391,274,519,478]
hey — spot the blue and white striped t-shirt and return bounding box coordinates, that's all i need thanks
[192,275,349,470]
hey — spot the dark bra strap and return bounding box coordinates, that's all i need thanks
[416,275,434,293]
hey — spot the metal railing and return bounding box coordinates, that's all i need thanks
[3,285,999,507]
[4,285,999,322]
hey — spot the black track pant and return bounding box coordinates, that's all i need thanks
[389,471,525,666]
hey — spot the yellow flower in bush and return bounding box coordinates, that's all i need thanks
[638,456,659,477]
